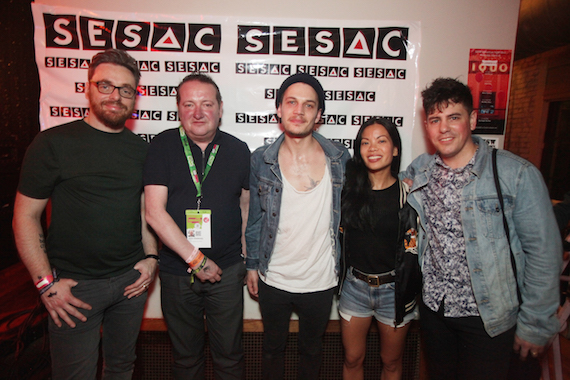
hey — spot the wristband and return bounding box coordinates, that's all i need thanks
[192,256,208,274]
[188,251,205,268]
[146,254,160,262]
[184,246,199,264]
[185,246,204,269]
[35,275,54,290]
[39,282,55,296]
[187,255,208,276]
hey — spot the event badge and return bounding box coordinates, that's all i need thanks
[185,209,212,248]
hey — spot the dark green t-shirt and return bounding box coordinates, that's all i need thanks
[18,120,149,279]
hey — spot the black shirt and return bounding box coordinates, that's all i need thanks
[346,181,399,274]
[143,128,250,274]
[18,120,148,279]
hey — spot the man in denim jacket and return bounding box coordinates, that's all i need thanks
[401,78,562,379]
[245,73,350,379]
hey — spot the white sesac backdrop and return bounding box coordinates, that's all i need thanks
[32,3,421,319]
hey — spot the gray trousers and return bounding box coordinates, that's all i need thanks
[160,261,246,380]
[49,268,147,380]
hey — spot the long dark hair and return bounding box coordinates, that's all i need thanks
[342,117,402,230]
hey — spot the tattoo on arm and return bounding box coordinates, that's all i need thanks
[39,233,47,254]
[47,291,57,298]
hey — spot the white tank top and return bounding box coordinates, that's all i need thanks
[261,164,337,293]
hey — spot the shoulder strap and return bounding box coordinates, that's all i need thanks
[492,148,522,305]
[398,179,409,209]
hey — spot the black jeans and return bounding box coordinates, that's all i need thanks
[49,269,147,380]
[160,261,246,380]
[420,301,516,380]
[258,280,335,380]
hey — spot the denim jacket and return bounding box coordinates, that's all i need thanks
[401,136,562,345]
[245,132,350,276]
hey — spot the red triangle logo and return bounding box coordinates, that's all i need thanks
[355,40,363,50]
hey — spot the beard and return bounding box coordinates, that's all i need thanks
[89,99,133,130]
[282,118,315,138]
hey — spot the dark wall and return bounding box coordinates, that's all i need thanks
[0,0,40,269]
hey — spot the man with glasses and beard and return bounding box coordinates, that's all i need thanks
[13,49,158,380]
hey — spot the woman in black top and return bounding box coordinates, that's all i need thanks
[339,117,419,380]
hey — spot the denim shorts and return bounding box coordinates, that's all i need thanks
[338,268,418,328]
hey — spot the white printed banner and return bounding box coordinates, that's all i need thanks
[32,3,421,164]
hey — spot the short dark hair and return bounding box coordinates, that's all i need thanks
[422,77,474,116]
[176,73,222,105]
[88,49,141,85]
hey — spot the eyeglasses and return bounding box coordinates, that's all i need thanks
[90,81,137,99]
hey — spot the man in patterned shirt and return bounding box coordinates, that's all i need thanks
[401,77,562,379]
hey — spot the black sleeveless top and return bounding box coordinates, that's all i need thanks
[345,181,399,274]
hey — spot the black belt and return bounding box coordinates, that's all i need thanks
[351,267,395,287]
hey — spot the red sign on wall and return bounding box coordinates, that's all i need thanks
[468,49,512,135]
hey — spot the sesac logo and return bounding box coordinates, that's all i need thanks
[50,106,90,118]
[236,113,280,124]
[43,13,221,53]
[137,86,178,97]
[75,83,177,98]
[325,90,375,102]
[297,65,349,78]
[319,115,347,125]
[351,115,404,126]
[132,110,163,121]
[235,112,346,125]
[264,89,368,103]
[43,13,409,59]
[354,67,406,80]
[235,63,291,75]
[165,61,220,73]
[47,57,160,72]
[237,25,409,60]
[45,56,90,69]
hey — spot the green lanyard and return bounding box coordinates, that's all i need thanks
[179,126,219,202]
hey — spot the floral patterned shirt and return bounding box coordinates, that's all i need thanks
[421,150,480,317]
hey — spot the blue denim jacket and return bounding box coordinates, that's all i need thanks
[245,132,350,276]
[401,136,561,345]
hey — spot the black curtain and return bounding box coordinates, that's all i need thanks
[0,0,40,269]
